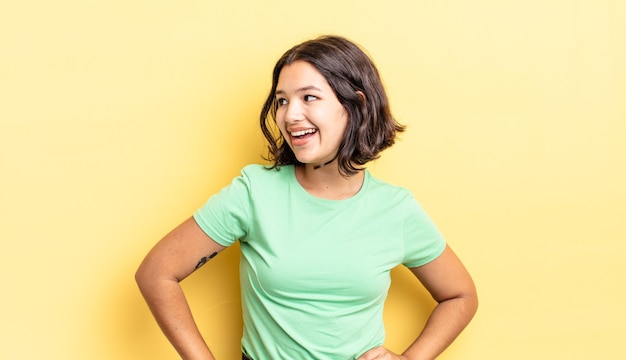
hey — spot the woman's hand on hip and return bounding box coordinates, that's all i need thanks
[357,346,410,360]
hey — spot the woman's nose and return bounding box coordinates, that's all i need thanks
[284,100,305,123]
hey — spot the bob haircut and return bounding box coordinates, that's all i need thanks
[260,35,405,176]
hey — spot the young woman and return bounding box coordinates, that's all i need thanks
[136,35,477,360]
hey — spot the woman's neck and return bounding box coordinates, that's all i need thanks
[295,163,364,200]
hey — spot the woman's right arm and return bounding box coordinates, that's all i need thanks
[135,216,226,360]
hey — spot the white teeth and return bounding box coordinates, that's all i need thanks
[291,129,316,137]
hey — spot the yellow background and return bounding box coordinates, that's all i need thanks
[1,1,624,359]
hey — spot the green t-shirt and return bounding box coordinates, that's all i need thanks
[193,164,446,359]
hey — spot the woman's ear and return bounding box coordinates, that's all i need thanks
[356,91,366,104]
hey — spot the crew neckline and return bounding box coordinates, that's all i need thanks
[288,165,370,206]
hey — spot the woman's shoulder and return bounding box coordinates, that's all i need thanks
[238,164,293,187]
[365,174,431,220]
[366,172,414,199]
[241,164,291,176]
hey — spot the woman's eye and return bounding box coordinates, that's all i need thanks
[276,98,288,106]
[304,95,317,102]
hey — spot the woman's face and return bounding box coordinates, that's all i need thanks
[274,60,349,167]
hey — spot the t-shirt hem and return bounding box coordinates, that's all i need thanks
[192,212,233,247]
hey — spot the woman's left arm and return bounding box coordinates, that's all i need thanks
[358,245,478,360]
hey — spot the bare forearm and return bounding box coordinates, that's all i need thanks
[135,217,226,359]
[403,296,478,360]
[137,276,215,360]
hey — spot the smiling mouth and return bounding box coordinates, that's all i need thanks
[290,128,317,138]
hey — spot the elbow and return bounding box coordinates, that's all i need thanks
[458,273,479,318]
[134,262,150,292]
[463,284,479,320]
[468,291,479,319]
[134,258,180,297]
[440,284,479,320]
[135,258,160,293]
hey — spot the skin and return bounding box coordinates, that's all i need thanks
[136,217,224,360]
[274,60,364,199]
[135,60,478,360]
[275,61,349,170]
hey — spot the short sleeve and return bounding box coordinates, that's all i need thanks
[193,170,252,247]
[402,199,447,268]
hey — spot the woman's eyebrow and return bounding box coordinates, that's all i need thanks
[275,85,322,96]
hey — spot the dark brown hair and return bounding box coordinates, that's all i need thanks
[260,35,405,176]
